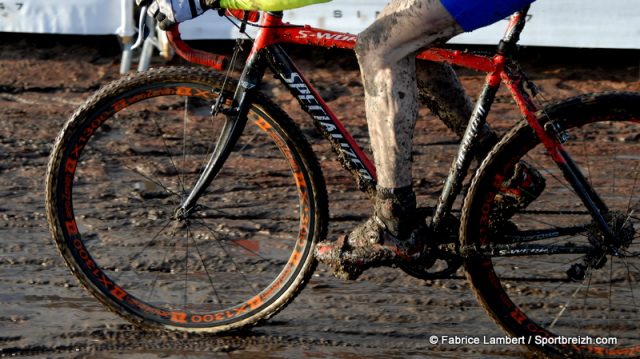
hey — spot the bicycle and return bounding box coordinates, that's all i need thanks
[45,5,640,358]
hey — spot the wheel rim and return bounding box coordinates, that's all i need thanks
[467,113,640,356]
[54,83,316,329]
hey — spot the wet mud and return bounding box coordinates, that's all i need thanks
[1,33,639,358]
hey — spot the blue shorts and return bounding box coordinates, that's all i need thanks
[441,0,536,32]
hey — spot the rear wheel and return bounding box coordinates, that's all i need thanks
[46,67,328,332]
[462,93,640,357]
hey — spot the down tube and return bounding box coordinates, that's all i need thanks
[264,45,377,197]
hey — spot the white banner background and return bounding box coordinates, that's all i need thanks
[1,0,639,49]
[0,0,123,35]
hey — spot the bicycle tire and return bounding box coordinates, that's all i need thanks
[461,92,640,357]
[45,67,328,332]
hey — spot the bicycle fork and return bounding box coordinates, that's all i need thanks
[177,51,267,218]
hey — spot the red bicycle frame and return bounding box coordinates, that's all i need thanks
[169,7,614,241]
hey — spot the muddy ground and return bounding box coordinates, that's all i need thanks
[1,33,639,358]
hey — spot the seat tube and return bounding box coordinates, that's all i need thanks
[432,59,504,232]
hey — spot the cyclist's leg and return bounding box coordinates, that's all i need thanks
[356,0,462,190]
[416,62,498,163]
[316,0,464,279]
[316,0,539,279]
[362,0,537,191]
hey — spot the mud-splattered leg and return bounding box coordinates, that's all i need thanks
[416,61,498,162]
[355,0,463,188]
[313,0,468,279]
[317,0,538,279]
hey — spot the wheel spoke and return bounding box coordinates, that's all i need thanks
[192,217,269,262]
[184,221,190,309]
[463,94,640,355]
[49,71,322,332]
[186,221,224,307]
[549,275,586,329]
[150,114,189,198]
[113,218,174,283]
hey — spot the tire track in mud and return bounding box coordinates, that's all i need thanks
[1,330,336,357]
[1,323,527,358]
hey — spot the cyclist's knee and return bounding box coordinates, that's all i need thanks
[355,44,379,86]
[355,30,393,79]
[354,30,375,64]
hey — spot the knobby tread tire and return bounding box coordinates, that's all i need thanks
[461,92,640,358]
[46,66,328,333]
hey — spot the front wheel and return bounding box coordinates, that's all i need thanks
[46,67,328,332]
[461,92,640,357]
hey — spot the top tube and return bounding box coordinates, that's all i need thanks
[167,7,530,72]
